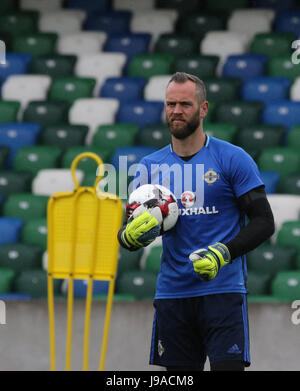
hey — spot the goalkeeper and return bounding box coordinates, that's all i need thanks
[118,72,275,371]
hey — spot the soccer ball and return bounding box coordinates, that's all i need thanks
[125,184,179,234]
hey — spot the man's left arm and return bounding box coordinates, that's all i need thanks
[190,185,275,281]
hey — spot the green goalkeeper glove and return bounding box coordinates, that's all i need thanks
[189,242,231,281]
[119,211,160,251]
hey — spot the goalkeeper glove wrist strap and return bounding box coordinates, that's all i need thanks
[208,242,231,267]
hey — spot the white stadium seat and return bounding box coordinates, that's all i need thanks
[144,75,172,102]
[69,98,119,145]
[38,10,86,35]
[75,53,127,94]
[1,75,51,117]
[201,31,249,75]
[32,169,84,196]
[267,194,300,241]
[57,32,107,56]
[20,0,63,12]
[228,9,274,42]
[131,10,178,48]
[290,77,300,101]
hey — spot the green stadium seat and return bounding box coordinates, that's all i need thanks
[281,174,300,195]
[0,243,43,274]
[144,245,162,274]
[12,33,58,58]
[250,32,296,58]
[12,146,62,176]
[93,170,130,199]
[62,146,111,175]
[0,101,21,123]
[176,14,225,41]
[14,269,61,298]
[127,53,174,79]
[287,126,300,149]
[268,56,300,79]
[214,101,263,127]
[3,193,48,223]
[136,124,171,149]
[29,55,77,77]
[204,77,241,103]
[0,171,32,199]
[92,123,139,155]
[205,123,237,143]
[0,147,10,169]
[48,77,96,105]
[21,218,48,250]
[40,124,88,151]
[116,270,157,300]
[258,147,300,181]
[22,101,69,127]
[247,270,272,296]
[235,125,285,157]
[247,244,297,275]
[0,268,15,293]
[117,246,143,277]
[154,34,198,57]
[172,55,219,79]
[0,11,37,37]
[271,271,300,301]
[277,220,300,252]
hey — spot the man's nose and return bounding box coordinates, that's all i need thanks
[173,104,183,114]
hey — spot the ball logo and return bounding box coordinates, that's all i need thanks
[181,191,195,208]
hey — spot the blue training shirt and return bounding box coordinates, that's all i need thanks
[131,136,264,299]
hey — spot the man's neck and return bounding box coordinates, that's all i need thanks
[171,129,207,157]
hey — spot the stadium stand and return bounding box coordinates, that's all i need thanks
[0,0,299,302]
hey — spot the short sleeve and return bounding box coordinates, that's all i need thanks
[229,147,264,198]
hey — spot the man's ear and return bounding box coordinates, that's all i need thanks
[200,101,209,119]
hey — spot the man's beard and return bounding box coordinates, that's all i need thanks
[167,112,200,140]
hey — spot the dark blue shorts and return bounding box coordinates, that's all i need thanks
[149,293,250,369]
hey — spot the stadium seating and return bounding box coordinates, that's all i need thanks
[267,194,300,233]
[104,33,152,61]
[61,278,109,298]
[99,77,147,103]
[23,101,69,127]
[136,124,171,149]
[173,55,219,80]
[127,53,174,79]
[222,54,268,80]
[116,270,157,299]
[39,124,88,150]
[74,53,127,94]
[12,33,58,58]
[92,123,139,155]
[12,145,62,176]
[31,169,84,196]
[0,171,32,199]
[68,98,119,145]
[271,271,300,301]
[20,0,63,12]
[57,32,107,56]
[176,13,225,41]
[0,1,299,302]
[29,54,77,77]
[110,146,157,172]
[2,75,52,113]
[21,218,47,250]
[38,11,85,35]
[0,217,23,245]
[205,77,241,103]
[0,53,32,82]
[241,77,291,103]
[85,11,132,35]
[48,76,96,105]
